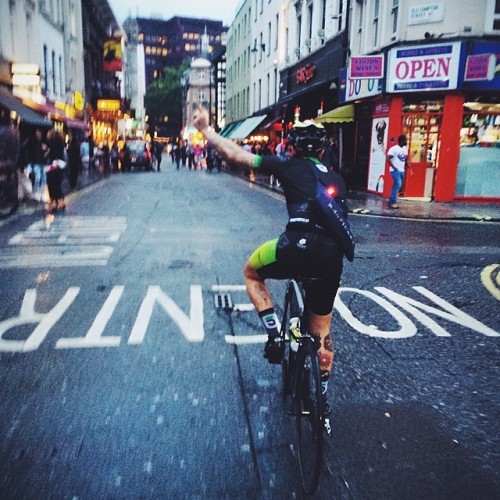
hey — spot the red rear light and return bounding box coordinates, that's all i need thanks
[325,185,337,198]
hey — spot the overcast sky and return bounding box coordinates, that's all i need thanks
[108,0,241,27]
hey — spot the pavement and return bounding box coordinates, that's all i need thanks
[346,189,500,222]
[249,172,500,223]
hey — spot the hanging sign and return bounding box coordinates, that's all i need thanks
[349,56,384,79]
[464,53,497,81]
[103,39,122,72]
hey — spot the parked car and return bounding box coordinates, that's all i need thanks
[121,140,153,171]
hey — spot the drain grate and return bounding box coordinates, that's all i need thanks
[214,292,233,311]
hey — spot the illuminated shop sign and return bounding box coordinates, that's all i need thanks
[97,99,121,111]
[349,56,384,79]
[295,64,315,84]
[387,42,462,92]
[11,63,40,87]
[465,53,497,81]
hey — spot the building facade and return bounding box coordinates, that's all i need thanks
[123,16,227,90]
[123,16,227,138]
[223,0,499,203]
[343,0,500,202]
[225,0,350,151]
[0,0,121,142]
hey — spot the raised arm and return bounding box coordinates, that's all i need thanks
[192,104,255,168]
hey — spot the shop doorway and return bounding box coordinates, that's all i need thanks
[401,101,443,200]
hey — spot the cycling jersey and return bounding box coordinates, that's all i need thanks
[254,154,348,231]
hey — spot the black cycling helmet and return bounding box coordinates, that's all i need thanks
[287,120,326,155]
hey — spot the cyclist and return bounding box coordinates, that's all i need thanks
[192,104,348,414]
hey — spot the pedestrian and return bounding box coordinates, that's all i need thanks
[206,144,214,172]
[192,104,352,415]
[181,141,187,167]
[80,137,90,171]
[187,142,195,169]
[46,129,66,211]
[101,141,110,175]
[174,142,181,169]
[169,142,175,164]
[386,134,411,209]
[155,141,163,171]
[67,136,81,190]
[322,135,340,173]
[24,128,48,201]
[110,141,120,171]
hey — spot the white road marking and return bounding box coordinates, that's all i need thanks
[211,285,247,292]
[0,216,126,268]
[225,334,267,344]
[481,264,500,301]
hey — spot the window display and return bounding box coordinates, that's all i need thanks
[457,104,500,198]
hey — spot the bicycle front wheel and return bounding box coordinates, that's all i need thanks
[295,337,323,495]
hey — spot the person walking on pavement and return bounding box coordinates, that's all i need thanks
[80,137,90,171]
[174,141,181,169]
[67,136,81,190]
[24,128,48,201]
[181,141,187,167]
[322,135,340,173]
[187,142,195,169]
[387,134,410,209]
[155,141,163,171]
[46,129,66,211]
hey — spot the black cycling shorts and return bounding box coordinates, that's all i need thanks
[248,229,344,315]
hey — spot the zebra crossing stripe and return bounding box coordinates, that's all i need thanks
[0,216,126,268]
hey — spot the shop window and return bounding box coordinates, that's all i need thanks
[457,106,500,197]
[391,0,399,38]
[486,0,500,32]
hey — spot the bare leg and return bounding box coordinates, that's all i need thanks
[244,261,274,312]
[308,311,334,375]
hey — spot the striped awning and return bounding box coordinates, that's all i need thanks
[316,104,355,123]
[228,115,267,140]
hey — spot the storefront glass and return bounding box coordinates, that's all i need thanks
[457,103,500,198]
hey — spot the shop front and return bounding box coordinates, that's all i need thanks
[279,34,344,126]
[350,41,500,202]
[457,101,500,198]
[457,41,500,200]
[359,40,499,203]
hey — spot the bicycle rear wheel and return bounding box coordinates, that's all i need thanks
[295,336,323,495]
[0,165,19,219]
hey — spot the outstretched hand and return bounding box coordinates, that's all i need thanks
[192,103,209,132]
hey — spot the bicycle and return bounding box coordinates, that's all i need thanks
[279,277,331,495]
[0,162,19,219]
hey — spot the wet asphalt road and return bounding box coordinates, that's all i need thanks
[0,162,498,499]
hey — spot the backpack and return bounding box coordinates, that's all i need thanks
[308,159,355,262]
